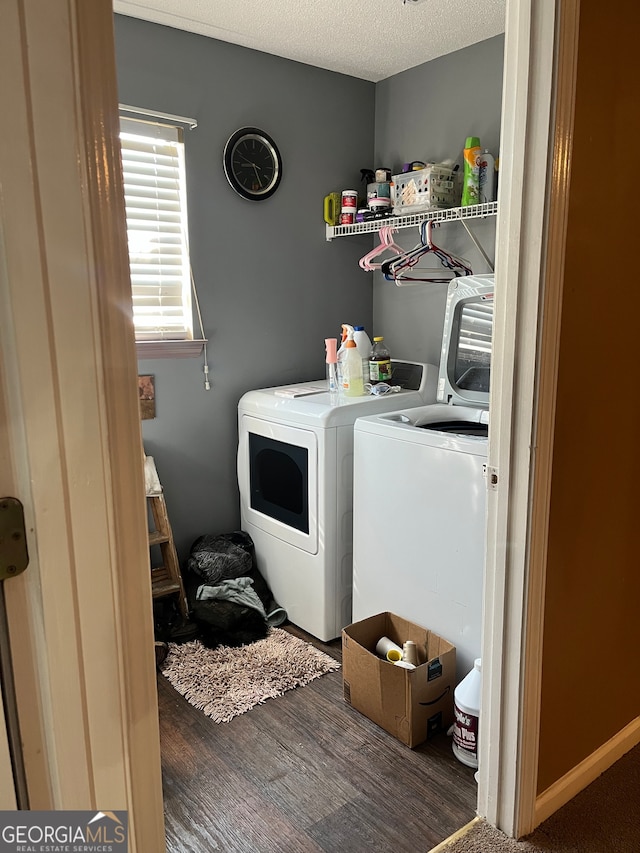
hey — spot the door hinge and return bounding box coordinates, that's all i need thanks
[0,498,29,581]
[483,465,499,491]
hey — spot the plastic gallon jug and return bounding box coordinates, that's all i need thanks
[353,325,372,379]
[452,658,481,768]
[341,332,364,397]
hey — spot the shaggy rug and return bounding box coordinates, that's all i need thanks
[160,627,341,723]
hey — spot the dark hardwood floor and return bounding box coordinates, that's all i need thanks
[157,624,477,852]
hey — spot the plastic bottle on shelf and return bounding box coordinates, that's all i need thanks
[461,136,482,207]
[353,325,373,380]
[452,658,482,769]
[341,331,364,397]
[478,149,496,203]
[368,336,392,385]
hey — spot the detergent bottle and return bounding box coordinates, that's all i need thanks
[341,330,364,397]
[461,136,482,207]
[353,325,373,380]
[337,324,354,388]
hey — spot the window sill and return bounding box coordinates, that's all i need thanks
[135,339,207,360]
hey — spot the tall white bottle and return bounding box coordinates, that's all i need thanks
[353,325,373,381]
[452,658,482,769]
[341,332,364,397]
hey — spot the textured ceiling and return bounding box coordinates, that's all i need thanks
[112,0,506,82]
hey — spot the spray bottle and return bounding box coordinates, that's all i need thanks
[325,338,339,397]
[337,324,354,388]
[341,329,364,397]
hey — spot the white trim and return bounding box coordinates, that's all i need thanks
[535,718,640,826]
[119,103,198,129]
[478,0,558,837]
[515,0,581,836]
[136,339,206,359]
[428,817,482,853]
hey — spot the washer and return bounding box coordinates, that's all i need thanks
[237,361,438,642]
[352,274,494,680]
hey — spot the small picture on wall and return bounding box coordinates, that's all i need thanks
[138,374,155,420]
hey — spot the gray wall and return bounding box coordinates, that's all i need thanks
[115,18,504,561]
[373,35,504,366]
[114,16,375,559]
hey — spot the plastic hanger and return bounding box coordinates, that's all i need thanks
[358,226,405,271]
[382,220,472,285]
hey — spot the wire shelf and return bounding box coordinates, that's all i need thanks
[325,201,498,241]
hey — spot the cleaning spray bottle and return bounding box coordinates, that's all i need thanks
[337,324,354,388]
[325,338,339,397]
[341,329,364,397]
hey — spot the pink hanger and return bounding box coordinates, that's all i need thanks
[358,226,405,271]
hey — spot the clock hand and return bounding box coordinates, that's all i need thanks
[237,153,258,168]
[252,164,263,188]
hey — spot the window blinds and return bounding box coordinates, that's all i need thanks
[120,117,193,341]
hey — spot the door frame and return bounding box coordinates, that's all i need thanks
[480,0,583,838]
[0,0,581,844]
[0,1,165,848]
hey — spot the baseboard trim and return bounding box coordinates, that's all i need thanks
[428,816,481,852]
[535,716,640,825]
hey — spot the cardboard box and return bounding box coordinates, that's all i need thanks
[342,612,456,748]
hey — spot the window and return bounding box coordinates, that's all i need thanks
[119,115,203,357]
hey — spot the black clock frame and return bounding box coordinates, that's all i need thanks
[223,127,282,201]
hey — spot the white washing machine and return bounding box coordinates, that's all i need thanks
[237,361,438,642]
[352,274,494,680]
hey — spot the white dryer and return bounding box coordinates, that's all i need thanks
[237,361,438,642]
[352,274,494,680]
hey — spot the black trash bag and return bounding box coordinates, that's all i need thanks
[187,532,252,585]
[185,530,285,649]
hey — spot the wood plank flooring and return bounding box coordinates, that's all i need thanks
[157,624,477,852]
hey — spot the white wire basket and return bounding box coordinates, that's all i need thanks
[392,165,459,215]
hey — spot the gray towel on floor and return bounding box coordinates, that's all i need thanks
[195,577,267,618]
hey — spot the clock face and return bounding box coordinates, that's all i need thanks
[223,127,282,201]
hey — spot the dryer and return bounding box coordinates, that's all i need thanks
[237,361,438,642]
[352,274,494,680]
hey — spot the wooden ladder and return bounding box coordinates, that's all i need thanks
[148,493,189,619]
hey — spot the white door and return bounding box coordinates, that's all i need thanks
[0,1,165,847]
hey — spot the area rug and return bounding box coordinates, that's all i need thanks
[160,627,341,723]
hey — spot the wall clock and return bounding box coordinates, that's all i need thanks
[223,127,282,201]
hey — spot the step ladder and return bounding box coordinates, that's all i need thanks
[146,462,189,620]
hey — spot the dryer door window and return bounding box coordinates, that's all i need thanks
[249,434,309,533]
[238,415,318,555]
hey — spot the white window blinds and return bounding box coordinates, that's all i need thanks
[120,116,193,341]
